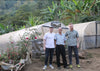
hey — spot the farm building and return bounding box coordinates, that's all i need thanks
[73,21,100,49]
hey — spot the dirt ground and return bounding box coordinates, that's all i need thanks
[24,48,100,71]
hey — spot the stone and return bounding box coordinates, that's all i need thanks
[40,55,45,61]
[78,50,87,59]
[86,60,92,64]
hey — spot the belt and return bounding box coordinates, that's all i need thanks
[57,44,64,46]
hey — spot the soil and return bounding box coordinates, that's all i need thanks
[24,48,100,71]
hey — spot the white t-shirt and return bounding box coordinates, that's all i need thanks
[43,32,55,48]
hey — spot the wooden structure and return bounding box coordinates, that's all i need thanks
[0,59,25,71]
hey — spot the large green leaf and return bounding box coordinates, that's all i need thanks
[0,24,5,30]
[72,0,78,6]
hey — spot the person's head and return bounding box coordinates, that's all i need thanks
[49,26,53,33]
[58,27,62,34]
[69,23,73,31]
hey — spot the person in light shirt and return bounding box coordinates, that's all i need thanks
[54,27,68,69]
[43,26,55,70]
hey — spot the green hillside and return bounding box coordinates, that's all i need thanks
[0,0,100,35]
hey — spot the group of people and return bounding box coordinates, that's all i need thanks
[43,23,80,70]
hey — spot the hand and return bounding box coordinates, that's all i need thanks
[43,47,46,51]
[55,45,56,48]
[77,43,79,48]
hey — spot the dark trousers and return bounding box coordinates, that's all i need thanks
[45,48,54,65]
[56,45,67,67]
[68,46,79,65]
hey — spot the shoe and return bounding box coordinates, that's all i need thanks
[69,65,73,69]
[57,67,61,70]
[43,65,47,70]
[77,64,80,68]
[64,66,69,69]
[49,65,54,69]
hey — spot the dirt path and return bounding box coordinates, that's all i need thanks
[24,48,100,71]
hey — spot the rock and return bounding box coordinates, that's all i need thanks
[78,50,87,59]
[81,59,92,64]
[32,50,41,58]
[86,60,92,64]
[65,49,68,55]
[40,55,45,61]
[41,51,45,55]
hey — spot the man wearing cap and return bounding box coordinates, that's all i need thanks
[43,26,55,70]
[65,23,80,69]
[54,27,68,69]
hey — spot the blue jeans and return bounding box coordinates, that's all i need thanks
[68,46,79,65]
[45,48,54,65]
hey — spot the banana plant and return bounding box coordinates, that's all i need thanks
[41,1,61,21]
[0,24,5,35]
[41,0,100,23]
[60,0,96,23]
[23,15,44,27]
[0,24,5,30]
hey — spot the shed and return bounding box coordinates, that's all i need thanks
[73,21,100,49]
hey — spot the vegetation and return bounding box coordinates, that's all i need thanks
[0,28,40,64]
[0,0,100,35]
[41,0,100,24]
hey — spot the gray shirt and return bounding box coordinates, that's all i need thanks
[65,30,79,46]
[54,33,66,45]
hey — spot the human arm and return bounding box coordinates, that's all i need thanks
[76,31,79,48]
[54,40,56,48]
[64,34,67,47]
[77,37,79,48]
[65,32,68,37]
[54,34,57,47]
[43,34,47,51]
[43,39,46,51]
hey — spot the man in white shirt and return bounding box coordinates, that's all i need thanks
[43,26,55,70]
